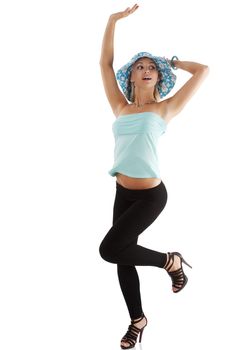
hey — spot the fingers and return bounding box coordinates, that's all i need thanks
[126,3,139,14]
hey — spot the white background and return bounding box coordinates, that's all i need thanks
[0,0,232,349]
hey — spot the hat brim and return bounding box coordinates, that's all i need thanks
[116,51,177,102]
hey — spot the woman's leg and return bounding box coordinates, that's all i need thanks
[99,180,168,319]
[99,181,168,267]
[112,188,143,319]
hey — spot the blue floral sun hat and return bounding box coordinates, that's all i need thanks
[116,51,177,102]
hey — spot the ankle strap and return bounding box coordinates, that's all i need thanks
[131,312,145,324]
[164,252,173,270]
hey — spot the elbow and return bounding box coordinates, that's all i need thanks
[203,65,210,78]
[196,65,210,76]
[202,65,210,73]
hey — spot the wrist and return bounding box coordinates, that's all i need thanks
[109,15,118,23]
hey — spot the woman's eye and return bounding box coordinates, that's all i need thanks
[137,65,156,70]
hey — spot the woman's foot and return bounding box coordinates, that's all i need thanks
[164,252,192,293]
[121,314,147,349]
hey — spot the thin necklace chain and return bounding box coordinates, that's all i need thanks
[133,100,156,108]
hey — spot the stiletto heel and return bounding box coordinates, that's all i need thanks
[120,312,147,349]
[139,327,144,343]
[164,251,192,293]
[173,251,192,269]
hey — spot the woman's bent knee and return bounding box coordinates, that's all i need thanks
[99,240,117,263]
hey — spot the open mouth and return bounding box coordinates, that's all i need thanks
[142,77,152,80]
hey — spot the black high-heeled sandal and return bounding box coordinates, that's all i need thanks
[164,252,192,293]
[120,312,147,349]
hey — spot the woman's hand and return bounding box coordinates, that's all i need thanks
[110,4,139,22]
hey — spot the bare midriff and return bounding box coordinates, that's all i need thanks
[116,173,162,190]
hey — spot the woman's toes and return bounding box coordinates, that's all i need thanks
[121,340,131,348]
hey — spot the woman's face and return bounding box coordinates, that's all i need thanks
[130,57,160,88]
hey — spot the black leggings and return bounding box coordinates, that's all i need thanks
[99,180,168,320]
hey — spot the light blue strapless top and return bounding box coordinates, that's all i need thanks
[108,112,167,178]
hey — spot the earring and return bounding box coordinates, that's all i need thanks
[153,85,158,101]
[130,82,135,102]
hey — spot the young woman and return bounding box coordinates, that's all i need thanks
[99,4,209,349]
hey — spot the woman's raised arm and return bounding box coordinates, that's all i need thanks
[99,4,139,116]
[165,60,209,120]
[99,4,139,65]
